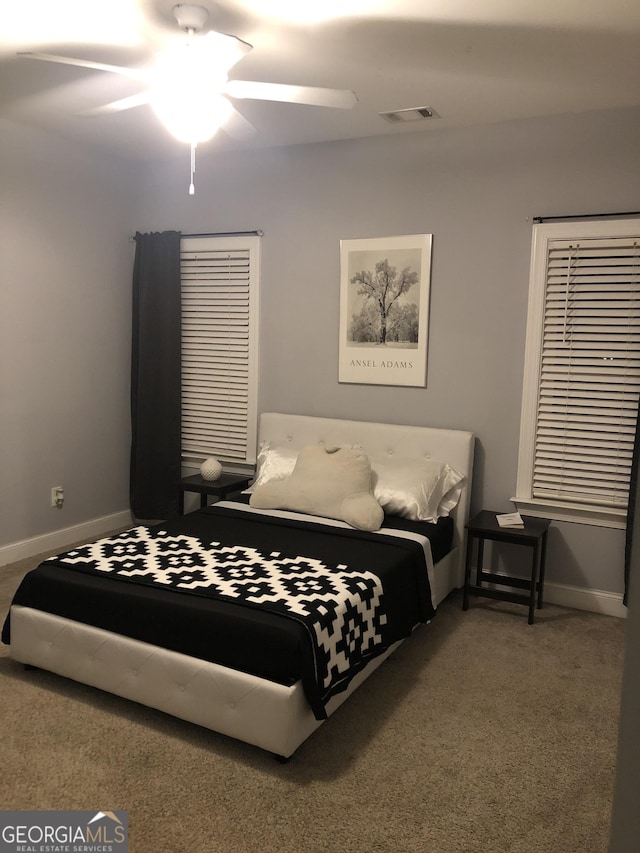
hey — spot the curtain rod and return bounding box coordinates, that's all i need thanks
[182,229,264,238]
[131,229,263,241]
[533,211,640,223]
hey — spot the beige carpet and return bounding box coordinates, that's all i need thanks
[0,551,625,853]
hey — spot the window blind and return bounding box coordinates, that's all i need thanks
[180,234,260,468]
[533,236,640,507]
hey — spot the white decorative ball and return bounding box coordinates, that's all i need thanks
[200,457,223,481]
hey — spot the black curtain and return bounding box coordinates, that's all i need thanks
[130,230,182,519]
[624,405,640,606]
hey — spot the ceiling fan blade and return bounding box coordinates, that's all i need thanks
[81,91,152,116]
[224,80,358,110]
[200,30,253,71]
[17,52,148,83]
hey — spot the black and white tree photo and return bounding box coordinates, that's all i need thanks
[346,249,421,348]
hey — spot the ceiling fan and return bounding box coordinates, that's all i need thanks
[18,3,358,192]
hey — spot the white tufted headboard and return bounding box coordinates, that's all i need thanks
[257,412,475,583]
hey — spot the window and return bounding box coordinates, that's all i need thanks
[180,233,261,471]
[514,219,640,528]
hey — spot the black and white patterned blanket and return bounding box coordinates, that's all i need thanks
[48,525,388,712]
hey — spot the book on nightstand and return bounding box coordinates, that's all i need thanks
[496,511,524,528]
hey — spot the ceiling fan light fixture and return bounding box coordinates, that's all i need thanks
[151,88,234,143]
[149,39,236,144]
[154,40,233,87]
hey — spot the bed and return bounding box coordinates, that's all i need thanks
[2,413,475,758]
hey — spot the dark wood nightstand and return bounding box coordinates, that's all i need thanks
[178,472,252,514]
[462,510,551,625]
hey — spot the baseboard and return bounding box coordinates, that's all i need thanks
[544,581,627,619]
[473,571,626,619]
[0,510,133,567]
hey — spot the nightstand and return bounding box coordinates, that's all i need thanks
[462,510,551,625]
[178,472,252,514]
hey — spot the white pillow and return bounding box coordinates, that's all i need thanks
[248,441,299,492]
[370,455,465,523]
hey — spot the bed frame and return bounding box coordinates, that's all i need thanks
[9,413,475,758]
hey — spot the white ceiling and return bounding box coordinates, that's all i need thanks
[2,0,640,161]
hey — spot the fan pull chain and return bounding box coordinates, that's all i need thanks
[189,141,197,195]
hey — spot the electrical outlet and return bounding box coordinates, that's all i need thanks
[51,486,64,508]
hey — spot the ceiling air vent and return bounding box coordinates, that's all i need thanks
[379,106,440,123]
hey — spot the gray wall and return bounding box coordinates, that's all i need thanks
[132,105,640,596]
[0,119,136,546]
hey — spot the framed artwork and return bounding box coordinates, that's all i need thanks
[338,233,432,387]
